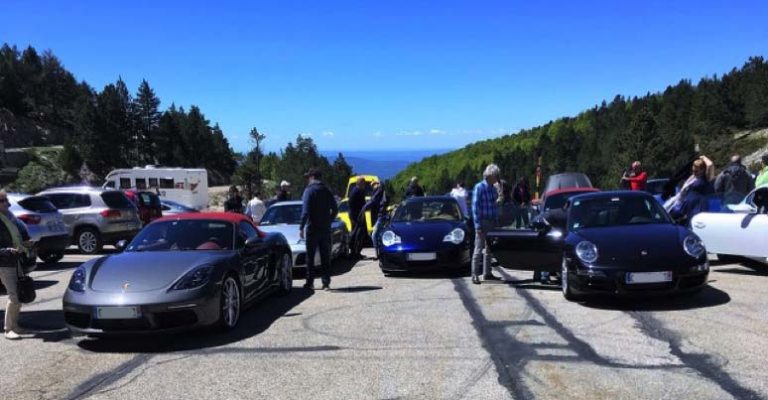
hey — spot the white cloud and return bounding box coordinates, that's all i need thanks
[429,129,446,135]
[372,132,383,137]
[396,130,423,136]
[299,132,313,137]
[322,131,335,137]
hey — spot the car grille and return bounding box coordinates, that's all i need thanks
[155,310,198,329]
[64,312,91,328]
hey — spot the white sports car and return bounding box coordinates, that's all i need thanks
[691,186,768,262]
[257,201,349,269]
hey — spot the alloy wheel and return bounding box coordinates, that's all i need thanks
[279,253,293,294]
[79,231,98,253]
[221,277,241,329]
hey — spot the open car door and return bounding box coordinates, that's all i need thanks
[692,187,768,258]
[487,228,564,273]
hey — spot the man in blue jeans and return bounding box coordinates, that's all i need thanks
[299,168,338,291]
[471,164,503,285]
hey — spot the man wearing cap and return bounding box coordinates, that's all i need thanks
[299,168,338,291]
[276,181,291,203]
[756,154,768,188]
[405,177,425,198]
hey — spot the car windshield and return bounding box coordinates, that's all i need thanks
[569,196,671,230]
[260,204,302,225]
[393,199,461,222]
[543,192,582,211]
[126,219,234,252]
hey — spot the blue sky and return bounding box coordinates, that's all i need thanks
[2,0,767,153]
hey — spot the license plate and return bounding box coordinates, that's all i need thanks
[407,252,437,261]
[95,306,141,319]
[625,271,673,284]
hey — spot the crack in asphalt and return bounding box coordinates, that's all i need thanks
[630,312,765,400]
[62,354,154,400]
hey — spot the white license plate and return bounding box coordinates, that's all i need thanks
[625,271,673,284]
[95,306,141,319]
[407,252,437,261]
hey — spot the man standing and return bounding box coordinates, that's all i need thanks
[299,169,338,291]
[513,177,532,228]
[715,155,755,205]
[450,182,469,218]
[622,161,648,191]
[276,181,291,202]
[405,177,425,198]
[0,190,32,340]
[471,164,503,284]
[244,191,267,224]
[756,154,768,188]
[348,176,367,258]
[223,186,243,213]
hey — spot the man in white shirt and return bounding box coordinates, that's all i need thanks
[450,182,468,218]
[245,191,267,224]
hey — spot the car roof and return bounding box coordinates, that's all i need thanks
[268,200,303,207]
[154,212,250,224]
[543,187,600,197]
[569,190,654,202]
[38,186,113,194]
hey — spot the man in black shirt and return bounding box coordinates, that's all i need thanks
[348,176,367,258]
[300,169,338,290]
[405,177,425,198]
[223,186,243,213]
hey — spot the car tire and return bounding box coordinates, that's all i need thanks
[76,227,102,255]
[561,258,581,301]
[218,275,242,331]
[277,253,293,296]
[38,251,64,264]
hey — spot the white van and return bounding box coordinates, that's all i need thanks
[103,167,209,210]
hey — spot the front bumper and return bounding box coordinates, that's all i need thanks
[566,261,709,297]
[379,246,470,272]
[63,290,219,335]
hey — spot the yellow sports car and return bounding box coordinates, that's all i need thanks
[337,175,379,234]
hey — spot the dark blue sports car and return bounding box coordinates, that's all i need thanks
[375,196,472,274]
[487,191,709,300]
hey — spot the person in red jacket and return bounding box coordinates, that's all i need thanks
[622,161,648,191]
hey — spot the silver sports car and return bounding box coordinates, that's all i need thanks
[63,212,293,335]
[258,201,349,268]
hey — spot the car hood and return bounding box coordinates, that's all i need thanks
[259,224,301,244]
[390,221,463,248]
[89,251,233,293]
[573,224,694,267]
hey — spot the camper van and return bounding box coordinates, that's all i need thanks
[103,167,209,210]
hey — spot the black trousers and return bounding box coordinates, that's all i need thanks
[306,230,332,285]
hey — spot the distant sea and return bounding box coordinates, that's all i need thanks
[321,149,453,180]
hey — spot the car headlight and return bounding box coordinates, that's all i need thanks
[381,230,402,247]
[68,265,86,292]
[575,241,598,264]
[683,235,706,258]
[443,228,465,244]
[171,265,214,291]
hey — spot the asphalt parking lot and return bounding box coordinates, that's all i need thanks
[1,250,767,400]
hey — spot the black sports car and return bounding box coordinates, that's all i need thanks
[375,196,472,274]
[487,191,709,300]
[63,212,293,335]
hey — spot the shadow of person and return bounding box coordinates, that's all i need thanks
[0,309,71,342]
[329,285,382,293]
[581,284,731,311]
[76,287,314,354]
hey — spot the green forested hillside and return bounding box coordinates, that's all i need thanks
[393,57,768,196]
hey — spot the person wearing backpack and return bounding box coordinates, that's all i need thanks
[0,190,32,340]
[715,155,755,205]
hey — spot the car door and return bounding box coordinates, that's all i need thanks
[693,212,768,258]
[238,221,272,298]
[486,227,564,272]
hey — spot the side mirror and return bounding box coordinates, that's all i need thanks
[115,240,128,252]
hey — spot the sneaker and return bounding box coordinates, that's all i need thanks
[321,284,331,291]
[4,331,21,340]
[471,276,481,285]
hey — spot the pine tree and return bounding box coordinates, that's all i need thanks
[134,79,161,165]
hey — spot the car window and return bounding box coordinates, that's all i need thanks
[46,193,91,209]
[139,193,161,207]
[119,178,131,189]
[569,196,671,230]
[260,205,302,225]
[18,196,57,213]
[338,200,349,213]
[160,178,174,189]
[127,219,234,251]
[393,200,461,222]
[136,178,147,190]
[237,221,259,248]
[101,192,134,209]
[148,178,159,188]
